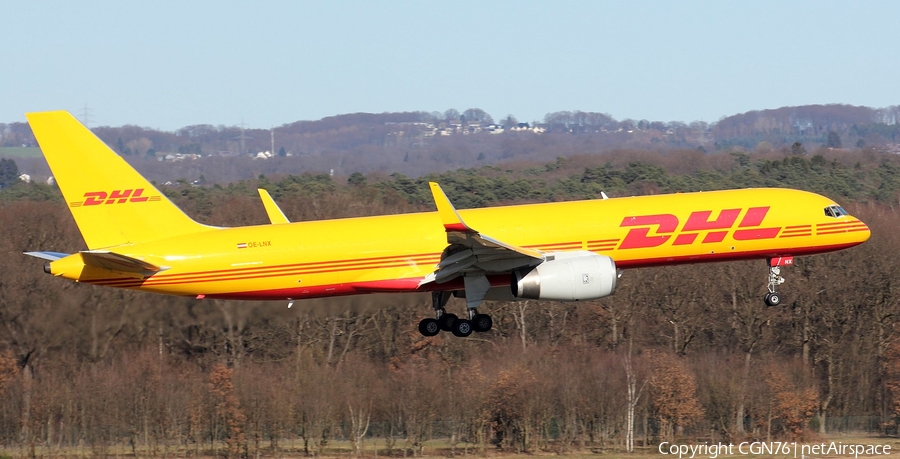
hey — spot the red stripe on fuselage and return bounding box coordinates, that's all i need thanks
[88,253,441,287]
[195,241,862,300]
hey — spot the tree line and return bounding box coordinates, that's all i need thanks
[4,104,899,182]
[2,147,900,456]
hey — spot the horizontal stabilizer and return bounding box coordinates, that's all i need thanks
[80,251,166,277]
[24,251,71,261]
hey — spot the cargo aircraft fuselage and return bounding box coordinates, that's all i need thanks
[24,111,871,337]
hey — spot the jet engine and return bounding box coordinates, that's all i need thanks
[512,251,617,301]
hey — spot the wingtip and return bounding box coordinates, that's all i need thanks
[24,251,71,261]
[428,182,472,233]
[257,188,290,224]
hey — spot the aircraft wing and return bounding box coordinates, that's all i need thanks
[258,188,290,224]
[422,182,543,286]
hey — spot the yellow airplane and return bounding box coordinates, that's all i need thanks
[24,111,871,337]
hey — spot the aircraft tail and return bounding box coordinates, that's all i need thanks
[26,111,213,249]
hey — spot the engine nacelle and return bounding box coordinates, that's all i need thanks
[512,251,617,301]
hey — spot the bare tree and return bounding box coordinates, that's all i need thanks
[623,339,647,452]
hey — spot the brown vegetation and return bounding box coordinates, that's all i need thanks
[3,146,900,456]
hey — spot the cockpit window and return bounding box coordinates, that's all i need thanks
[824,205,847,218]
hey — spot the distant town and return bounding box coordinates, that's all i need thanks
[1,104,899,185]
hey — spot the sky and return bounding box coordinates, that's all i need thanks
[2,1,898,131]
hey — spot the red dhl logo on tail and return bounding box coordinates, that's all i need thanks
[618,207,780,249]
[69,189,161,207]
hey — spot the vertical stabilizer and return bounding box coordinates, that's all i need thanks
[26,111,212,249]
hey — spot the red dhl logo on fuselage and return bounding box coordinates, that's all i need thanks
[618,207,779,249]
[69,189,161,207]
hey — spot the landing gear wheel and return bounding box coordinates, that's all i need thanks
[418,318,440,337]
[438,313,458,332]
[451,318,473,337]
[472,314,493,332]
[765,260,787,307]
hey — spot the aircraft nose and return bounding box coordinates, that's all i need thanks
[858,220,872,242]
[846,217,872,244]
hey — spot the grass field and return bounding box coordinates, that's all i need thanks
[0,147,43,158]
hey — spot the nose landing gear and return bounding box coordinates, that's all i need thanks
[764,256,792,307]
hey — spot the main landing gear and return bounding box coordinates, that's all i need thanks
[418,290,494,337]
[764,256,793,307]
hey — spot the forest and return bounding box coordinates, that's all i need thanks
[2,143,900,457]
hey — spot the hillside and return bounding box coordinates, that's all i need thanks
[2,104,898,184]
